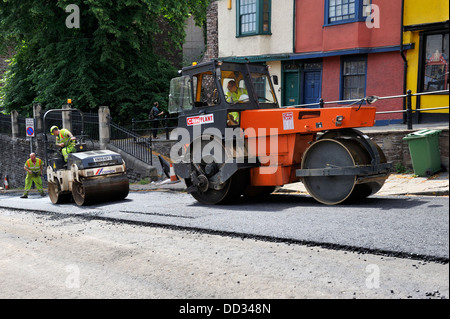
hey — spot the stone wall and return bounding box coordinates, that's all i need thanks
[367,128,449,172]
[0,135,41,189]
[202,0,218,62]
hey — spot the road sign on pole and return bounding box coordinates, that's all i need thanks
[26,118,35,137]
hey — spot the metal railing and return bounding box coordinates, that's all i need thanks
[42,110,153,165]
[43,110,99,141]
[0,113,11,135]
[110,122,153,165]
[286,89,449,130]
[131,116,178,140]
[72,112,99,141]
[376,90,449,129]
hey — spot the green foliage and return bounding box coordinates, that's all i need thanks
[0,0,210,124]
[395,162,411,174]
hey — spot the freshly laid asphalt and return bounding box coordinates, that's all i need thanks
[131,171,449,197]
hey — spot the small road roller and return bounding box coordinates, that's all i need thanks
[43,108,129,206]
[168,60,392,205]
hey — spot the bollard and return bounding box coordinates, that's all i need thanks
[406,90,413,130]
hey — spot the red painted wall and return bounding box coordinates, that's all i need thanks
[295,0,404,120]
[320,52,404,120]
[321,56,341,101]
[366,51,404,120]
[295,0,402,53]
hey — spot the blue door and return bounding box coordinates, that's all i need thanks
[303,70,322,107]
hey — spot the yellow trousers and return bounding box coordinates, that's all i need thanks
[23,173,44,196]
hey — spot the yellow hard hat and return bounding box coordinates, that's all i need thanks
[50,126,59,135]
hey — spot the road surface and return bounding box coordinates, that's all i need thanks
[0,191,448,300]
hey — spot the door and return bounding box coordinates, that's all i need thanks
[303,70,322,107]
[283,72,300,106]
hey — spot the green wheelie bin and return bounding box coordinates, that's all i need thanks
[403,129,442,177]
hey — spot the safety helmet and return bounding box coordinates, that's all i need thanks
[50,126,59,135]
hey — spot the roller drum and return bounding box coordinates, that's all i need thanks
[301,138,388,205]
[72,174,129,206]
[48,181,72,204]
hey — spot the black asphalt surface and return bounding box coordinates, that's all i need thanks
[0,191,448,262]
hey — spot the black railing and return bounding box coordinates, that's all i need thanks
[376,90,449,129]
[131,116,178,140]
[72,112,99,141]
[0,113,11,135]
[110,122,153,165]
[43,110,99,141]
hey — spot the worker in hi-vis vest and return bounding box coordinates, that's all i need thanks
[21,153,45,198]
[226,80,248,103]
[50,125,76,162]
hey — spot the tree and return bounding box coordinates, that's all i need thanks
[0,0,210,123]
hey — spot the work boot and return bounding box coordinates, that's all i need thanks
[20,195,28,199]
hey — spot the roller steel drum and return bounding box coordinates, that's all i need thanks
[301,138,388,205]
[72,174,129,206]
[48,181,72,204]
[185,137,246,205]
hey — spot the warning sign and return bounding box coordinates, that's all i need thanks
[25,118,35,137]
[282,112,294,130]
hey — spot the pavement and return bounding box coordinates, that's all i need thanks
[128,170,449,197]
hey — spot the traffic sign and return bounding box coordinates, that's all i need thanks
[26,118,35,137]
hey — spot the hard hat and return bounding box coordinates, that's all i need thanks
[50,126,59,135]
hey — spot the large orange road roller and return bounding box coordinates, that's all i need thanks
[168,60,391,205]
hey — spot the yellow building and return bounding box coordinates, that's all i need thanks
[403,0,449,123]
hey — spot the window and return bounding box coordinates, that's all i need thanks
[192,73,220,107]
[237,0,271,36]
[251,72,276,103]
[222,71,249,104]
[342,56,367,100]
[168,76,193,113]
[325,0,371,25]
[221,70,276,105]
[422,32,449,92]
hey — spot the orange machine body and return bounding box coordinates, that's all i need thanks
[240,106,377,186]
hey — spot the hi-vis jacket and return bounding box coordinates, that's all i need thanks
[226,88,248,103]
[56,129,74,147]
[25,158,43,174]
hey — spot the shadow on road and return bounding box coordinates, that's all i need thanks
[187,193,433,212]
